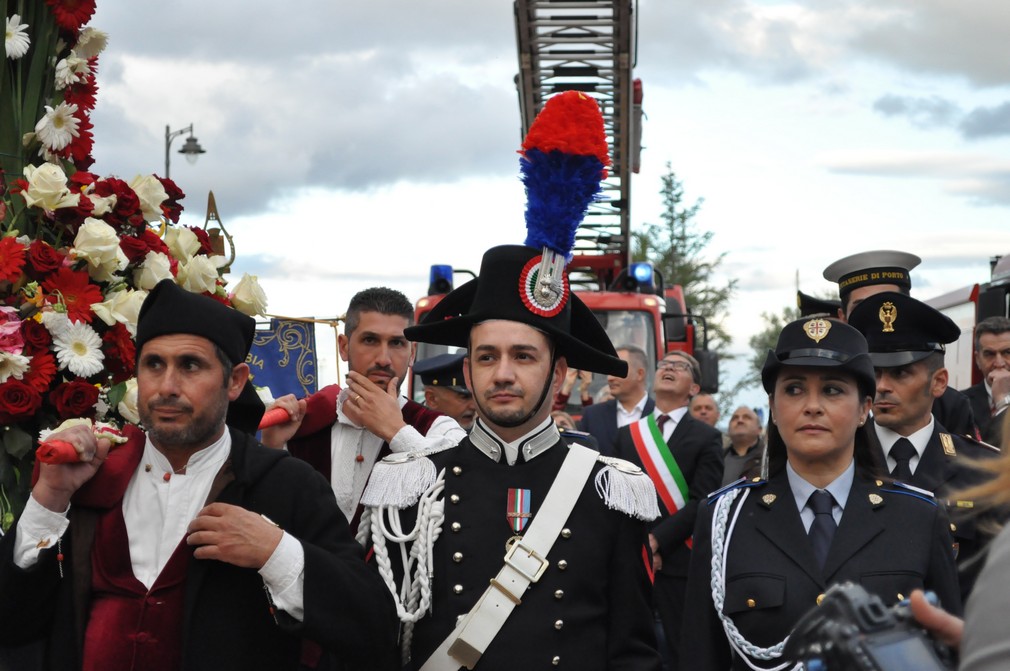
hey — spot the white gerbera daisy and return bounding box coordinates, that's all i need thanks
[0,352,30,384]
[54,55,90,90]
[75,28,108,60]
[34,102,80,152]
[52,321,105,378]
[5,15,29,60]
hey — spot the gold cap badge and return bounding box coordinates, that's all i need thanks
[803,318,831,343]
[879,301,896,333]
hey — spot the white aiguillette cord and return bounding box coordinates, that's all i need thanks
[420,443,599,671]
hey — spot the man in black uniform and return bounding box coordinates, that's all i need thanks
[360,245,662,670]
[848,292,1001,599]
[823,249,978,438]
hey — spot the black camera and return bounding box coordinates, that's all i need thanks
[782,582,954,671]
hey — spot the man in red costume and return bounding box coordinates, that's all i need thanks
[261,287,465,529]
[0,280,397,671]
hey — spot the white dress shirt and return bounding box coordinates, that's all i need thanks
[15,429,307,620]
[653,406,689,442]
[327,387,466,520]
[875,416,934,476]
[616,393,650,428]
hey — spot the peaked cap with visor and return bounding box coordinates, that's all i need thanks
[404,92,627,379]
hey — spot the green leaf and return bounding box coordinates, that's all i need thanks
[106,381,128,410]
[3,426,34,459]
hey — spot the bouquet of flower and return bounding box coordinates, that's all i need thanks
[0,0,267,530]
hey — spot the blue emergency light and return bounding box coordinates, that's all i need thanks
[628,262,655,293]
[428,265,454,295]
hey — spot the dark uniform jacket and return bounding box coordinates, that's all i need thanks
[381,423,661,670]
[613,412,724,576]
[680,470,962,671]
[0,427,398,671]
[865,419,1001,599]
[578,396,655,457]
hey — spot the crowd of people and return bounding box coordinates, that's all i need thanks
[2,232,1009,671]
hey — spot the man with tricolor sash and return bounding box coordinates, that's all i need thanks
[615,350,724,671]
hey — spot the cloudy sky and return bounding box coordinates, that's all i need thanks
[87,0,1010,413]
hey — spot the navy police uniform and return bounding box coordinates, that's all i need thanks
[849,291,1003,599]
[680,473,962,671]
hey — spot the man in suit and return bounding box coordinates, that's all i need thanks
[961,316,1010,445]
[577,344,653,456]
[823,249,978,438]
[614,350,723,671]
[849,292,1001,600]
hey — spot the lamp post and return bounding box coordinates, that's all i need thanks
[164,124,206,178]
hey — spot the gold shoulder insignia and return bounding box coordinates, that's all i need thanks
[869,493,883,506]
[939,433,956,456]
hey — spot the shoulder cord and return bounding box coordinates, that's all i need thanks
[710,487,800,671]
[368,468,447,664]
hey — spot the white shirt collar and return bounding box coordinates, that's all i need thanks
[874,415,934,459]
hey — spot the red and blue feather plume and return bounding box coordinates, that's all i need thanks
[520,91,610,260]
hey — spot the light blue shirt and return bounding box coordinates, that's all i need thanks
[786,459,855,532]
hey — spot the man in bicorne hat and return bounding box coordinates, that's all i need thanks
[823,249,978,439]
[848,291,1000,600]
[0,279,397,671]
[361,245,662,670]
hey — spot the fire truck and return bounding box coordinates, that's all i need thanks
[926,254,1010,389]
[410,0,718,414]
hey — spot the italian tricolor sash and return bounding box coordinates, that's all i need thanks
[629,414,689,517]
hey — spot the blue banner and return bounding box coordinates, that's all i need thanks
[247,319,318,399]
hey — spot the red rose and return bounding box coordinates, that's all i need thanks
[21,319,52,354]
[93,177,142,230]
[141,229,171,256]
[157,176,185,223]
[102,323,135,384]
[188,227,216,255]
[49,380,100,419]
[0,379,43,423]
[119,235,150,264]
[27,240,65,279]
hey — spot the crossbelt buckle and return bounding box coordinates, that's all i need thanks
[503,539,550,584]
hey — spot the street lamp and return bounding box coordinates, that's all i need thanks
[164,124,206,178]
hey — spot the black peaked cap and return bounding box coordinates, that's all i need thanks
[761,316,875,398]
[847,291,960,368]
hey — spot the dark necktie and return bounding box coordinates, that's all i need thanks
[656,414,670,431]
[890,438,916,482]
[807,490,836,569]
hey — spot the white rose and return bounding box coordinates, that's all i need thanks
[164,227,200,262]
[177,255,224,294]
[21,164,80,210]
[88,190,117,217]
[129,174,168,223]
[117,378,140,424]
[229,273,268,316]
[133,251,174,290]
[72,218,128,282]
[92,288,148,335]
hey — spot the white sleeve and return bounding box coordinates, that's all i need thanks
[13,495,70,569]
[259,531,305,622]
[388,414,466,453]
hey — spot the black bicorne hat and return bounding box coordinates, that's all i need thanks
[847,291,960,368]
[761,316,875,398]
[404,245,627,377]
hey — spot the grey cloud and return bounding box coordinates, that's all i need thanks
[959,102,1010,139]
[872,94,961,129]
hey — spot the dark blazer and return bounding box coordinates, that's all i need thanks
[0,427,398,671]
[614,411,723,576]
[865,420,1001,600]
[680,471,962,671]
[578,396,655,457]
[961,382,1004,445]
[933,386,978,439]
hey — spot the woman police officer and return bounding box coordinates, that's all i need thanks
[680,316,962,671]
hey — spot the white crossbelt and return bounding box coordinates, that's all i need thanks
[420,443,599,671]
